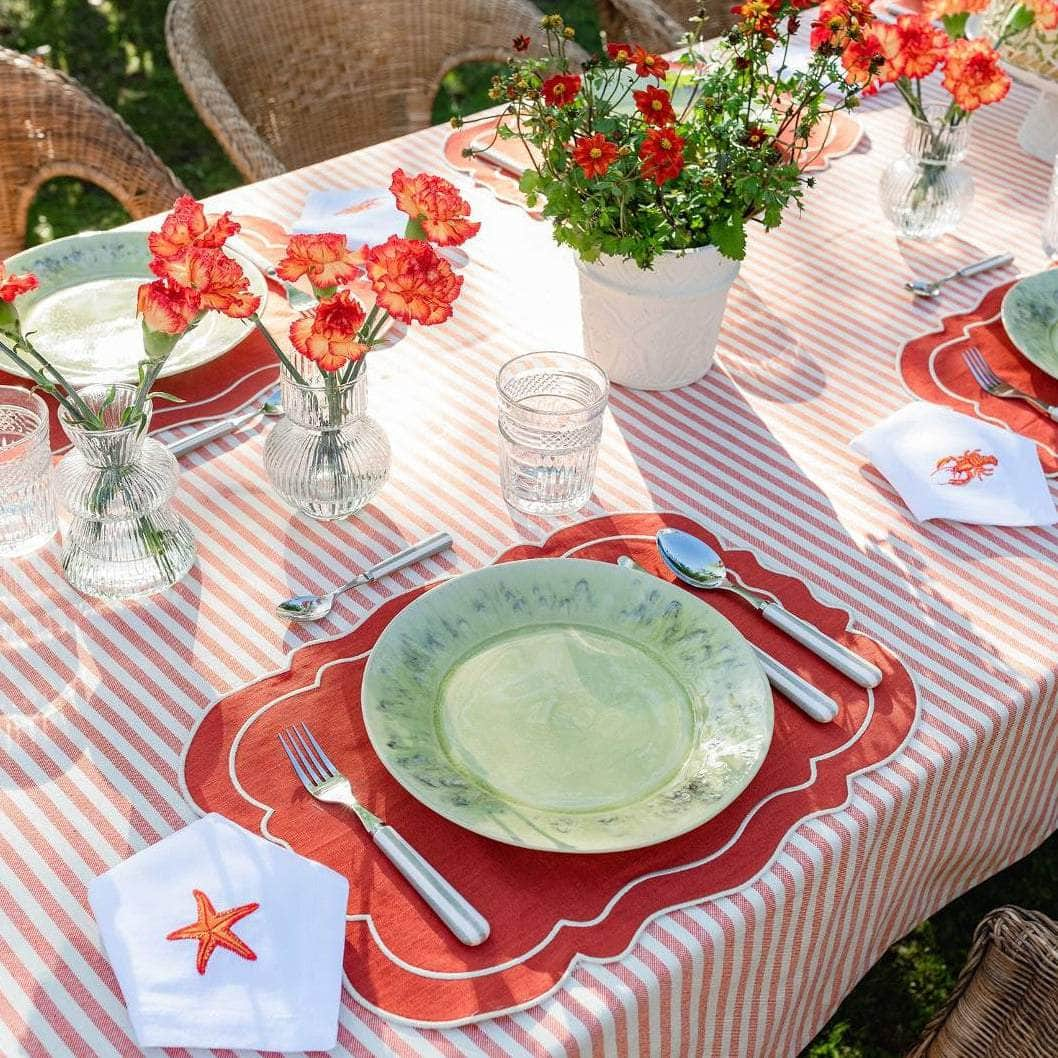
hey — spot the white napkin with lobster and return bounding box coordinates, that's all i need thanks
[850,402,1057,525]
[88,813,349,1052]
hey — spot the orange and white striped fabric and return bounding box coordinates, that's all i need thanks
[2,78,1057,1058]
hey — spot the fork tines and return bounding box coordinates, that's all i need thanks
[962,346,1002,393]
[278,722,338,789]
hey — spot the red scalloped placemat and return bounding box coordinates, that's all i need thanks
[182,511,916,1024]
[897,280,1058,477]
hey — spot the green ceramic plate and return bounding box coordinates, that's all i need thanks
[1001,269,1058,378]
[362,559,773,853]
[2,231,267,386]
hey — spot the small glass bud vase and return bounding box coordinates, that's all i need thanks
[263,357,390,521]
[880,108,975,240]
[54,385,195,599]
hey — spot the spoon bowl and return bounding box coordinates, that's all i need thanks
[656,528,728,588]
[905,279,941,298]
[277,593,337,621]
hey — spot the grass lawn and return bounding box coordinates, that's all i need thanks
[1,2,1055,1053]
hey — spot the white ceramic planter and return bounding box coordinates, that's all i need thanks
[575,245,741,391]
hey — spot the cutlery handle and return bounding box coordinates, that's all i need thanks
[372,825,490,946]
[364,532,453,583]
[169,412,250,458]
[956,253,1014,279]
[760,602,883,688]
[750,644,839,723]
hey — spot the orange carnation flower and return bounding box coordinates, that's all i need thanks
[289,289,368,372]
[0,265,38,303]
[1021,0,1058,29]
[363,236,462,327]
[634,85,676,127]
[923,0,988,16]
[136,279,201,336]
[540,73,581,107]
[148,195,239,261]
[943,38,1011,112]
[891,15,948,79]
[390,169,480,246]
[167,248,260,318]
[275,233,361,292]
[639,126,685,185]
[571,133,619,178]
[631,46,670,79]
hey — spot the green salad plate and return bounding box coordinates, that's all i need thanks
[362,558,773,854]
[1,230,267,386]
[1001,269,1058,378]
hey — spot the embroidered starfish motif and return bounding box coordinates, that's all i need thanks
[166,889,259,975]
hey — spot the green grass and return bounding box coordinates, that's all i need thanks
[1,4,1055,1054]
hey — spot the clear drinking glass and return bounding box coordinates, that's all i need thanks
[497,351,609,516]
[880,107,975,240]
[0,386,56,557]
[1043,151,1058,260]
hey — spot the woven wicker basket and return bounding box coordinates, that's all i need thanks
[907,907,1058,1058]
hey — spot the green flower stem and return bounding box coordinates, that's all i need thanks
[323,368,343,428]
[12,334,101,425]
[251,314,309,386]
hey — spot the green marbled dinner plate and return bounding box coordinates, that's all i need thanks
[362,559,773,854]
[2,231,267,386]
[1001,269,1058,379]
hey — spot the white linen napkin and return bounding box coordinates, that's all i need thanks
[88,813,349,1052]
[850,402,1057,525]
[292,187,405,248]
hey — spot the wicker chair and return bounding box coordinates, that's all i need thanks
[0,48,187,259]
[166,0,590,183]
[907,907,1058,1058]
[594,0,737,53]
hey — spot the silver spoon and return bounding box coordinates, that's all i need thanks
[656,528,882,689]
[616,555,838,723]
[904,253,1014,298]
[169,388,283,458]
[277,532,453,621]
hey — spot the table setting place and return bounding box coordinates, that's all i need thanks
[3,4,1058,1056]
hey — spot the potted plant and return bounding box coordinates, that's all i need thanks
[466,7,877,390]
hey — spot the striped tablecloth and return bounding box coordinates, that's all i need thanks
[3,78,1057,1058]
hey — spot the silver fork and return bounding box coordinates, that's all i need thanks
[963,346,1058,421]
[278,723,490,946]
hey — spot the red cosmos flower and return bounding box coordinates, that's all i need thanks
[512,33,531,51]
[732,0,781,36]
[363,236,463,326]
[136,279,201,336]
[148,195,239,261]
[540,72,581,107]
[289,289,368,372]
[605,41,635,63]
[890,15,948,78]
[638,126,685,185]
[631,46,670,79]
[634,85,676,126]
[0,265,38,302]
[571,133,620,178]
[743,123,769,148]
[275,233,361,292]
[942,37,1011,111]
[390,168,480,246]
[810,0,874,50]
[840,33,885,88]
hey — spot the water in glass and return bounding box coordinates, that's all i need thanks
[0,386,56,557]
[497,352,608,516]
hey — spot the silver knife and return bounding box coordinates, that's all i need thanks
[169,388,282,458]
[616,556,839,723]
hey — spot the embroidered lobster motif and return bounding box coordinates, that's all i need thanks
[932,449,998,486]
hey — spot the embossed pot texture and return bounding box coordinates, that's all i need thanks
[576,245,741,391]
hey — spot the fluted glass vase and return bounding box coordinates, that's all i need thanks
[264,358,390,520]
[880,108,974,240]
[54,385,195,599]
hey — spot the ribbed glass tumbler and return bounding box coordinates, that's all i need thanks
[263,359,390,521]
[0,386,56,557]
[497,351,609,516]
[880,108,974,241]
[54,385,195,599]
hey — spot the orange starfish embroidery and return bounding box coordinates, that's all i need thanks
[932,449,999,486]
[166,889,259,975]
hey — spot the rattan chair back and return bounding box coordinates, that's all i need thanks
[594,0,737,53]
[0,47,186,259]
[908,907,1058,1058]
[166,0,589,182]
